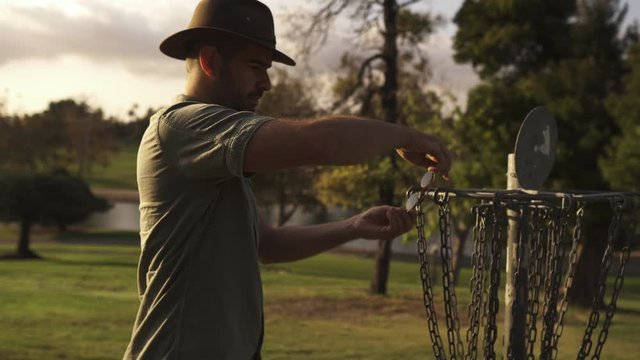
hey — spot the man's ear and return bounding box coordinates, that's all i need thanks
[198,46,222,78]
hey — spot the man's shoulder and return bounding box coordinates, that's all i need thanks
[157,96,266,134]
[161,100,231,124]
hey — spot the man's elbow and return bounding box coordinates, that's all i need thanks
[257,236,279,264]
[258,247,279,264]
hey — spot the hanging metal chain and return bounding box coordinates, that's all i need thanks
[525,207,547,360]
[550,204,585,359]
[483,197,504,360]
[575,198,624,360]
[592,248,629,359]
[436,194,466,359]
[409,184,635,360]
[584,197,629,359]
[465,204,490,360]
[540,205,570,360]
[545,199,573,360]
[415,199,447,360]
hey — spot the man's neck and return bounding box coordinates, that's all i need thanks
[183,88,213,104]
[183,83,230,108]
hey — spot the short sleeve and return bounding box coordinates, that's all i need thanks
[157,103,272,178]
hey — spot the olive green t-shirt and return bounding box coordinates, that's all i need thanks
[123,96,272,359]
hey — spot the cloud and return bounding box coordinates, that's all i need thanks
[423,33,479,104]
[0,2,185,77]
[0,0,479,115]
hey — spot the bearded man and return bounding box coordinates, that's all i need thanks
[124,1,452,359]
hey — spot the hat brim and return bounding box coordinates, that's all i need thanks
[160,27,296,66]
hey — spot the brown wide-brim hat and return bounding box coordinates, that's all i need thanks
[160,0,295,66]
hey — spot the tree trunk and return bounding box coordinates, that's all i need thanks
[370,180,396,294]
[567,211,610,307]
[16,218,40,259]
[369,0,399,296]
[452,225,470,287]
[370,239,393,294]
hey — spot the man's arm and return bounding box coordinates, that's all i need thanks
[243,116,452,177]
[258,205,414,264]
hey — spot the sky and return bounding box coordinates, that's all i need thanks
[1,0,639,120]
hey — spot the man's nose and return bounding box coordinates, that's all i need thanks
[260,72,272,92]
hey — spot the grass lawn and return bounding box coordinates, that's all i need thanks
[0,231,639,359]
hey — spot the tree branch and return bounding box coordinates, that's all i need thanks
[297,0,352,56]
[279,203,299,226]
[331,53,385,110]
[398,0,420,8]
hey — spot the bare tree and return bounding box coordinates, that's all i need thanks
[290,0,442,294]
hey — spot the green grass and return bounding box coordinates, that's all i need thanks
[0,236,639,359]
[84,145,138,190]
[0,243,139,360]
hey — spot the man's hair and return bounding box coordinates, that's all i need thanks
[185,34,246,73]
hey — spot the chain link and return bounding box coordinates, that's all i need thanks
[465,204,490,360]
[409,187,634,360]
[483,197,503,360]
[415,200,447,359]
[550,205,585,358]
[436,196,466,359]
[577,198,629,359]
[525,207,547,359]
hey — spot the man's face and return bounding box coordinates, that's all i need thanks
[213,43,273,112]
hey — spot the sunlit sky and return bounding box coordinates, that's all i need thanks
[1,0,639,119]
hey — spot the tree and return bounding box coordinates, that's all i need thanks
[0,170,109,259]
[601,41,640,192]
[252,70,325,225]
[453,0,632,188]
[111,104,158,146]
[453,0,636,305]
[0,101,111,259]
[293,0,443,294]
[454,0,575,81]
[0,114,37,172]
[0,99,118,176]
[35,100,118,177]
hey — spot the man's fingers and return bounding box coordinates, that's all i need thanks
[439,142,453,178]
[420,137,451,178]
[400,209,414,230]
[432,140,451,178]
[387,208,413,235]
[360,206,415,241]
[387,208,401,232]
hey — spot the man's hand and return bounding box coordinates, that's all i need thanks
[396,133,452,179]
[349,205,415,241]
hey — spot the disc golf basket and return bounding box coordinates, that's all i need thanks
[405,107,639,360]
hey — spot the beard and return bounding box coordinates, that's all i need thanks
[211,62,262,112]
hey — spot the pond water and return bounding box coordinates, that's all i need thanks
[84,202,140,231]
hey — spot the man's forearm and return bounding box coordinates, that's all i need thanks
[244,115,446,173]
[258,217,356,264]
[303,116,415,165]
[258,205,414,264]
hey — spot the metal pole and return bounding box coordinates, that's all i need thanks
[505,153,527,359]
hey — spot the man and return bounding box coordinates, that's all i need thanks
[124,0,452,359]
